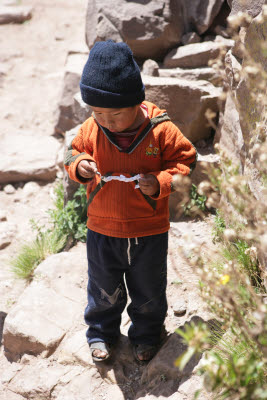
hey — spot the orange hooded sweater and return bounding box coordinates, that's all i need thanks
[64,101,197,238]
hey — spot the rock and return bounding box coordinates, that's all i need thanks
[163,40,234,68]
[173,299,187,316]
[0,390,25,400]
[213,24,230,37]
[181,31,201,45]
[0,132,61,184]
[214,48,244,163]
[215,91,245,164]
[0,6,32,24]
[208,0,231,36]
[85,0,184,60]
[178,375,207,399]
[22,182,40,197]
[3,251,87,359]
[0,358,23,386]
[183,0,225,34]
[0,210,7,221]
[1,0,19,5]
[73,92,91,125]
[244,11,267,72]
[141,332,201,384]
[143,75,222,143]
[228,0,265,19]
[52,368,123,400]
[232,26,247,59]
[224,49,242,89]
[142,59,159,76]
[3,184,15,195]
[158,67,220,85]
[63,125,81,204]
[56,329,93,367]
[0,222,17,250]
[6,359,73,400]
[54,52,88,135]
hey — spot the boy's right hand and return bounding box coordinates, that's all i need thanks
[77,160,98,179]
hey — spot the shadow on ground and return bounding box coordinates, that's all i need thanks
[93,315,217,399]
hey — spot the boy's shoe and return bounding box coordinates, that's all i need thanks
[89,341,112,362]
[132,343,159,362]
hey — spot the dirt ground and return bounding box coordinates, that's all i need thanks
[0,0,87,137]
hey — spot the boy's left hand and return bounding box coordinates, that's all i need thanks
[139,174,160,196]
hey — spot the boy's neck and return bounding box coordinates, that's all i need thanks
[123,104,148,132]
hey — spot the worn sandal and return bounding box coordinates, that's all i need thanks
[133,343,159,362]
[89,342,112,362]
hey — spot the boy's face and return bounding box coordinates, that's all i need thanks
[91,105,140,133]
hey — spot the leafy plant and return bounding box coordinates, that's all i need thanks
[183,183,207,216]
[48,183,88,243]
[212,210,226,242]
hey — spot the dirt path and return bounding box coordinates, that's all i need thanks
[0,0,86,137]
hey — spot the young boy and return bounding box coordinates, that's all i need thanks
[64,40,197,362]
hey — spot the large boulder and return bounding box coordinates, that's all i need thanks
[0,5,32,24]
[215,91,245,165]
[228,0,265,18]
[3,251,87,360]
[143,75,222,143]
[85,0,184,61]
[0,132,61,184]
[164,40,234,68]
[183,0,225,34]
[159,66,220,85]
[54,52,89,135]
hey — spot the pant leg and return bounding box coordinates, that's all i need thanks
[85,229,127,345]
[125,232,168,346]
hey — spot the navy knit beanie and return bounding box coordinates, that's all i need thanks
[80,40,145,108]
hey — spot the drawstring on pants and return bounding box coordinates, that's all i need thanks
[127,238,139,265]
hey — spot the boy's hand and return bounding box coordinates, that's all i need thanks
[77,160,98,179]
[139,174,160,196]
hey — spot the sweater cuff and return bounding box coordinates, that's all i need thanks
[149,171,173,200]
[70,154,96,184]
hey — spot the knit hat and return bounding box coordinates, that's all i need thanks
[80,40,145,108]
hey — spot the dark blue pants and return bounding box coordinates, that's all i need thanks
[85,229,168,346]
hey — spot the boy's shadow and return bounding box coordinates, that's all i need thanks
[94,315,220,399]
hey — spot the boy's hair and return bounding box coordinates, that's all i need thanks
[80,40,145,108]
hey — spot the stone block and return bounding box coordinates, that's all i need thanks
[164,40,234,68]
[183,0,225,34]
[55,53,88,135]
[0,132,61,184]
[85,0,184,60]
[228,0,265,18]
[3,252,87,359]
[143,75,222,143]
[159,67,220,85]
[0,6,32,24]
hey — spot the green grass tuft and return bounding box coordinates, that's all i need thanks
[11,230,67,281]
